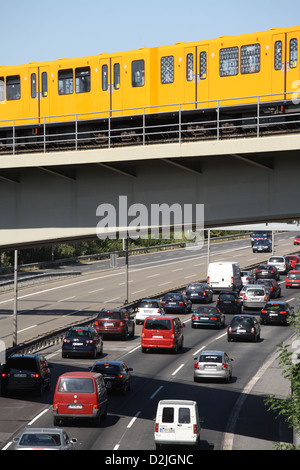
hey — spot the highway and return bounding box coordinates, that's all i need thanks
[0,232,298,451]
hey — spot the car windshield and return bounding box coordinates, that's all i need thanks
[5,357,37,372]
[187,284,205,290]
[66,330,92,338]
[57,377,95,393]
[97,311,121,319]
[199,354,222,363]
[144,319,171,330]
[19,433,61,447]
[139,301,159,308]
[288,273,300,280]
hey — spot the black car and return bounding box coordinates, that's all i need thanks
[94,308,135,340]
[1,354,52,397]
[255,264,280,281]
[252,239,272,253]
[62,326,103,358]
[191,306,225,329]
[185,283,213,303]
[227,315,261,342]
[89,360,133,394]
[161,293,192,314]
[260,301,295,325]
[216,291,242,314]
[256,279,281,298]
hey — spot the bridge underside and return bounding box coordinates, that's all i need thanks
[0,133,299,249]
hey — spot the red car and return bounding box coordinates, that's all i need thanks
[285,270,300,288]
[285,255,300,269]
[294,235,300,245]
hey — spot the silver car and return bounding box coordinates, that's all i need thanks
[243,285,269,310]
[240,270,254,286]
[13,428,77,450]
[193,350,233,383]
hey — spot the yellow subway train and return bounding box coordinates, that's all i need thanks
[0,25,299,148]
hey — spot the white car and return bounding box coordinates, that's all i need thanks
[240,270,255,286]
[267,256,289,274]
[243,285,269,310]
[135,299,164,325]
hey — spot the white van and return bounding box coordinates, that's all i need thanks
[207,261,242,292]
[154,399,200,449]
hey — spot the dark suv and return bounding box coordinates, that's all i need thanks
[216,291,242,314]
[94,308,135,340]
[1,354,52,397]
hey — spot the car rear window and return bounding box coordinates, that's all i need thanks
[57,377,95,393]
[97,311,121,319]
[165,294,182,300]
[231,317,253,328]
[247,289,265,296]
[5,357,37,372]
[219,293,236,301]
[139,301,159,308]
[92,364,120,374]
[66,329,92,338]
[269,257,284,263]
[162,407,174,423]
[19,433,61,447]
[199,354,222,363]
[187,284,205,290]
[265,304,285,311]
[144,319,172,330]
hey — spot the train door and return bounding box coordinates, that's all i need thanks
[29,66,40,122]
[196,45,209,107]
[99,57,123,116]
[184,46,197,109]
[39,66,50,119]
[286,31,300,100]
[272,32,286,101]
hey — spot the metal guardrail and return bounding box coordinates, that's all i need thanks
[1,92,300,155]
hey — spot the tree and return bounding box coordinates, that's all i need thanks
[264,305,300,450]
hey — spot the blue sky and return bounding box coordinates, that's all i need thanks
[1,0,299,66]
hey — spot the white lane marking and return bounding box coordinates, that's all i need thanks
[28,408,49,426]
[18,325,37,333]
[58,296,75,302]
[150,385,164,399]
[127,411,141,428]
[172,364,185,376]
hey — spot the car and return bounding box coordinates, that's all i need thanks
[286,270,300,288]
[1,354,52,397]
[268,256,289,274]
[240,270,255,286]
[184,282,213,303]
[239,285,249,303]
[89,360,133,394]
[161,293,192,314]
[294,235,300,245]
[191,306,225,329]
[94,308,135,340]
[255,264,280,281]
[62,326,103,358]
[216,291,242,314]
[227,315,261,342]
[251,231,272,246]
[260,301,295,325]
[141,316,185,353]
[193,350,233,383]
[256,278,281,298]
[243,285,269,310]
[252,238,272,253]
[13,428,77,450]
[285,255,300,269]
[135,299,163,325]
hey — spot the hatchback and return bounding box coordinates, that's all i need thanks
[94,308,135,340]
[14,428,77,450]
[227,315,261,342]
[255,264,280,281]
[260,301,295,325]
[89,360,133,394]
[286,270,300,288]
[1,354,52,397]
[243,286,269,310]
[193,350,233,383]
[268,256,289,274]
[256,279,281,298]
[62,327,103,358]
[184,283,213,303]
[135,299,163,325]
[216,291,241,314]
[191,306,225,329]
[161,293,192,314]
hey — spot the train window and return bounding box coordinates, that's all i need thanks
[102,65,108,91]
[132,60,145,87]
[42,72,48,97]
[114,63,120,90]
[6,75,21,100]
[31,73,37,99]
[0,77,4,102]
[58,69,73,95]
[75,67,90,93]
[200,51,207,79]
[290,38,298,68]
[186,53,193,81]
[274,41,282,71]
[219,47,239,77]
[241,44,260,74]
[161,56,174,84]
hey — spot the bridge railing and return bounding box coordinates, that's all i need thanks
[0,91,299,155]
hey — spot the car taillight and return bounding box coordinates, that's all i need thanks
[155,423,159,432]
[231,276,234,285]
[261,310,267,314]
[210,316,217,321]
[203,291,206,296]
[207,276,210,284]
[194,362,199,369]
[178,302,184,305]
[280,311,287,315]
[222,363,228,369]
[161,301,166,305]
[30,373,40,378]
[244,295,247,300]
[251,328,255,333]
[270,270,274,273]
[193,424,197,434]
[228,327,232,332]
[119,322,124,326]
[192,315,197,320]
[86,340,94,344]
[63,338,71,344]
[264,295,268,301]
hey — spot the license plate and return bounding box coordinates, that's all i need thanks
[200,317,208,320]
[160,427,175,433]
[223,301,231,304]
[269,313,278,316]
[68,404,83,409]
[14,374,26,378]
[204,365,216,369]
[153,335,163,338]
[74,342,83,346]
[105,322,114,326]
[238,329,246,333]
[191,293,198,296]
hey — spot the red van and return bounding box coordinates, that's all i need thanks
[141,316,185,353]
[53,372,108,426]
